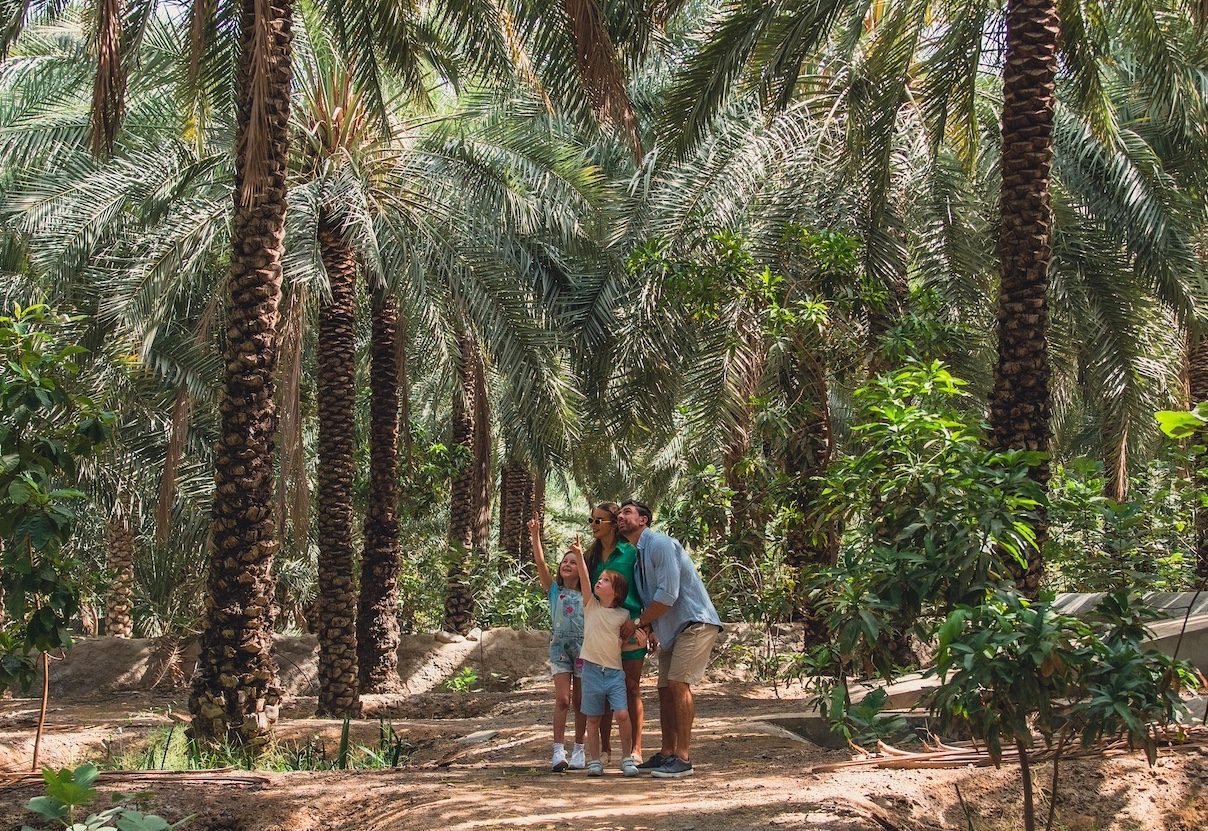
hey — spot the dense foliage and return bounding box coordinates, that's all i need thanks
[0,3,1204,803]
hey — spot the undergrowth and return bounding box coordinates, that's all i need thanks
[98,718,414,771]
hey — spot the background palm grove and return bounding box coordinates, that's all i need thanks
[1,0,1206,754]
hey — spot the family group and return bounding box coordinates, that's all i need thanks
[529,499,722,780]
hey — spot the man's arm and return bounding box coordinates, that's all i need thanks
[620,539,680,639]
[645,537,682,608]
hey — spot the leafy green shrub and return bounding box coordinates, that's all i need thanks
[21,763,189,831]
[929,590,1195,831]
[1,305,113,694]
[812,360,1043,677]
[1045,457,1195,591]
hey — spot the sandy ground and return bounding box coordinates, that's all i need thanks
[1,632,1206,831]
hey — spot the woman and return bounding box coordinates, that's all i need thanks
[584,501,646,764]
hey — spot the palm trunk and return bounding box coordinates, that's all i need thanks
[782,349,837,642]
[472,349,492,562]
[866,254,909,376]
[1188,329,1208,577]
[989,0,1060,598]
[314,211,361,717]
[357,282,404,693]
[443,330,479,635]
[724,321,766,571]
[499,458,535,559]
[188,0,292,750]
[104,499,135,638]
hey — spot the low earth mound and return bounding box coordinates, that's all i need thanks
[42,623,801,698]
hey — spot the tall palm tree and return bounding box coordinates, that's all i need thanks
[358,280,403,692]
[104,494,136,637]
[313,209,360,715]
[654,0,1208,591]
[986,0,1060,596]
[444,328,480,635]
[189,0,294,748]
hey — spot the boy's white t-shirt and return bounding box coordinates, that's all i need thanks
[580,602,630,670]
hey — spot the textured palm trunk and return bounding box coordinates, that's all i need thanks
[866,260,909,376]
[1188,330,1208,577]
[989,0,1060,598]
[499,458,535,559]
[1100,414,1129,503]
[724,322,767,570]
[104,501,135,638]
[314,211,361,717]
[444,331,479,635]
[357,284,404,693]
[471,350,492,562]
[188,0,291,750]
[782,350,837,642]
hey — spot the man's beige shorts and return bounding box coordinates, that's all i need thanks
[657,622,722,687]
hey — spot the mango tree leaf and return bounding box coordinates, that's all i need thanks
[1155,409,1206,439]
[25,796,69,820]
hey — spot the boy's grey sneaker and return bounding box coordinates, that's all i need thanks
[636,752,669,772]
[587,760,604,777]
[650,757,694,779]
[620,756,639,777]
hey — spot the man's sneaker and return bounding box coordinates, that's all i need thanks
[569,745,585,769]
[551,746,568,773]
[587,760,604,777]
[620,756,639,777]
[636,752,669,773]
[650,757,694,779]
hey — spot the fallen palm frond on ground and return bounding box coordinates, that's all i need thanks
[0,768,271,790]
[811,729,1208,773]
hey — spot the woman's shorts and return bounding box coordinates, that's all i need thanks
[549,636,583,677]
[579,661,627,716]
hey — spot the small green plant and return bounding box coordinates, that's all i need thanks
[928,590,1195,831]
[834,688,915,751]
[21,763,190,831]
[443,666,479,693]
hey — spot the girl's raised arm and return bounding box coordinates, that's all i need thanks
[571,535,593,607]
[528,516,553,593]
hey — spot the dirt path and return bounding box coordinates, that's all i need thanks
[2,637,1206,831]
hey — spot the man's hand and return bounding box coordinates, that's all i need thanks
[620,619,637,640]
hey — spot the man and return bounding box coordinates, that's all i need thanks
[616,499,721,779]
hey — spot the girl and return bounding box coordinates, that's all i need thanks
[571,534,645,777]
[528,516,587,772]
[583,502,646,763]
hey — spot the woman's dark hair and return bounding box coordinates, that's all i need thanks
[586,501,621,577]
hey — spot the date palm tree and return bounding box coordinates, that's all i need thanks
[653,0,1208,592]
[985,0,1061,595]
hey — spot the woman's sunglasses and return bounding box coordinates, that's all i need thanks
[590,517,613,525]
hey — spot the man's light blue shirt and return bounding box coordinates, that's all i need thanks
[633,528,721,650]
